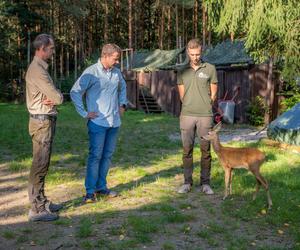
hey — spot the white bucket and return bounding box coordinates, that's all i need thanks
[218,100,235,124]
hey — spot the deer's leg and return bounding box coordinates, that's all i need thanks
[229,169,233,195]
[252,169,272,209]
[252,178,261,201]
[223,167,231,200]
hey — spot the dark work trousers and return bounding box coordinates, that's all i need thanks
[28,117,56,212]
[180,115,213,186]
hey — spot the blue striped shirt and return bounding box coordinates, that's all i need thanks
[70,60,127,127]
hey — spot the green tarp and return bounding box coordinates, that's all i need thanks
[126,40,253,72]
[127,48,185,72]
[267,103,300,145]
[202,40,253,66]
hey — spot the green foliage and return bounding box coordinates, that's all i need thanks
[280,93,300,113]
[217,0,300,79]
[278,74,300,113]
[217,0,250,36]
[246,96,267,126]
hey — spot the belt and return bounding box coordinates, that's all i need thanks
[30,114,57,121]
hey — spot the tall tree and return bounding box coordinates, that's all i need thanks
[128,0,133,49]
[217,0,300,123]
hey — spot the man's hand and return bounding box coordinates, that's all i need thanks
[86,112,99,119]
[42,98,55,108]
[119,106,126,117]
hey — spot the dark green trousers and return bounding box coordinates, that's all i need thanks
[28,117,56,212]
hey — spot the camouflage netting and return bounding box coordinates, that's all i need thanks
[126,48,185,72]
[202,40,253,66]
[125,40,253,72]
[267,103,300,146]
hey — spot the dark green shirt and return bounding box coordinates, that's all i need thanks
[177,62,218,117]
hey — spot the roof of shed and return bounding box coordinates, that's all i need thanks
[125,40,253,72]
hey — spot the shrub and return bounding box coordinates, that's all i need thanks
[246,96,267,126]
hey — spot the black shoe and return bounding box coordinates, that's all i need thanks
[83,193,97,203]
[28,209,59,222]
[45,201,63,212]
[95,189,118,198]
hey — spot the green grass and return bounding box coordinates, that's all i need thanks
[76,217,93,238]
[2,230,16,239]
[0,103,299,249]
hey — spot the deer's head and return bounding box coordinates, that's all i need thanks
[202,122,222,141]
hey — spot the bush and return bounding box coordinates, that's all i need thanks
[246,96,267,126]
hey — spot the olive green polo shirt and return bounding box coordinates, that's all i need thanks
[177,62,218,117]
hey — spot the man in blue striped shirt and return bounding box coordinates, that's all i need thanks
[70,44,127,203]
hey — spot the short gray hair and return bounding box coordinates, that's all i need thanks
[33,34,54,50]
[187,38,202,50]
[101,43,121,57]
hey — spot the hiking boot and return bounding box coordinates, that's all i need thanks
[83,193,97,203]
[28,209,59,222]
[95,189,118,198]
[45,201,63,213]
[177,184,192,194]
[201,184,214,195]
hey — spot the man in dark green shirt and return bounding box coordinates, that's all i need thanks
[177,38,218,194]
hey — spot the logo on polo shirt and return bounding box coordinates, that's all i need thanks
[198,72,209,79]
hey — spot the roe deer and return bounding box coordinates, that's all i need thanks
[202,122,272,209]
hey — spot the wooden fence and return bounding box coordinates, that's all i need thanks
[123,64,281,123]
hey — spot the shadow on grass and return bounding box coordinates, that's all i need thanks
[0,186,297,250]
[62,164,182,210]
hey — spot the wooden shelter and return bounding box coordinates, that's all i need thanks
[123,41,281,123]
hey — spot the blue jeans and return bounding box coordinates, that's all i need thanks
[85,121,119,194]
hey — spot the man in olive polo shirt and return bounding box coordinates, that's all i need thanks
[177,38,218,194]
[26,34,63,221]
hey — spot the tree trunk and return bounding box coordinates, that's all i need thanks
[176,4,178,48]
[134,0,138,49]
[202,4,207,50]
[27,30,31,66]
[87,13,93,57]
[167,5,171,50]
[159,5,164,49]
[265,57,274,124]
[128,0,133,49]
[66,47,70,78]
[74,29,78,80]
[103,0,109,43]
[230,32,234,41]
[139,2,145,48]
[193,0,198,38]
[114,0,121,42]
[60,45,64,80]
[208,31,211,46]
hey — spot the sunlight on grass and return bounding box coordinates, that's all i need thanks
[8,158,31,171]
[1,103,299,249]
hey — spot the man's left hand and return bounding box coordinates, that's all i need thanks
[119,106,126,117]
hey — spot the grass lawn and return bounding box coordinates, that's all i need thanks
[0,102,299,250]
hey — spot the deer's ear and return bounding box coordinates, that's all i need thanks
[212,122,222,132]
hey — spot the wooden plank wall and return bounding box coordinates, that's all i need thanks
[122,70,139,109]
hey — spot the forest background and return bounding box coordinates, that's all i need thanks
[0,0,299,104]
